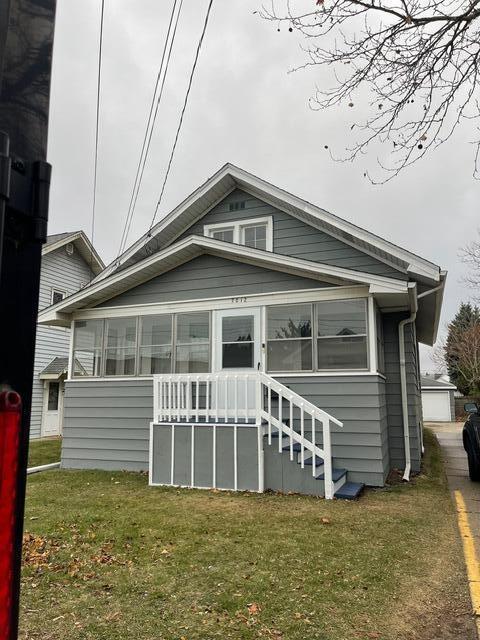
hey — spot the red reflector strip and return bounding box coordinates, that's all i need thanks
[0,390,22,640]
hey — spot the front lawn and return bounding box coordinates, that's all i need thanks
[27,437,61,468]
[20,430,474,640]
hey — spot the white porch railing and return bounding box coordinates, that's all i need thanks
[152,372,343,499]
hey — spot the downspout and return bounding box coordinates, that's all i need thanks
[398,286,417,481]
[399,281,444,481]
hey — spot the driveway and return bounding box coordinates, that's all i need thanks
[427,421,480,636]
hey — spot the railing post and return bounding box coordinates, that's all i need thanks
[323,417,334,500]
[256,373,264,493]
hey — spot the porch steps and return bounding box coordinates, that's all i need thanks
[265,432,364,500]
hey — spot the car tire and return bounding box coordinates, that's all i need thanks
[466,444,480,482]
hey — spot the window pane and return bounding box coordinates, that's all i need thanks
[212,229,234,242]
[141,315,172,346]
[222,315,254,342]
[175,344,209,373]
[222,343,253,368]
[244,224,267,250]
[267,340,312,371]
[176,312,210,343]
[73,350,102,376]
[105,348,136,376]
[74,319,103,350]
[106,317,137,347]
[317,336,368,370]
[316,300,366,336]
[267,305,312,339]
[47,382,59,410]
[139,346,172,375]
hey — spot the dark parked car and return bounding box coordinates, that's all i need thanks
[463,402,480,481]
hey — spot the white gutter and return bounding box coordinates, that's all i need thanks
[399,281,445,481]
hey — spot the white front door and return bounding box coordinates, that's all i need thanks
[214,308,262,417]
[42,381,63,436]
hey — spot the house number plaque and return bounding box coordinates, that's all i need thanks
[231,297,247,303]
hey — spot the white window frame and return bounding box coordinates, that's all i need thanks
[51,288,67,305]
[204,216,273,252]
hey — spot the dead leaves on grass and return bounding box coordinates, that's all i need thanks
[22,530,132,580]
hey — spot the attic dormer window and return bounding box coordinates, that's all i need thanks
[204,216,273,252]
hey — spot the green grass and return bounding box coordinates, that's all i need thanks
[27,437,61,468]
[20,430,473,640]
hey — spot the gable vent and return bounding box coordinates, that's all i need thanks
[65,243,74,255]
[229,201,245,212]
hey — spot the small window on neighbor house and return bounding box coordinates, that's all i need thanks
[51,289,65,305]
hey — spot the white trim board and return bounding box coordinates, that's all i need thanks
[38,234,409,327]
[71,286,371,321]
[98,163,441,284]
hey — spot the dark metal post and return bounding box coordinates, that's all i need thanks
[0,1,56,637]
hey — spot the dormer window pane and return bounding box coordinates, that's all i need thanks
[212,229,234,243]
[244,224,267,250]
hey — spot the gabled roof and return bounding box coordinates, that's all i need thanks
[37,234,410,327]
[43,230,105,276]
[421,376,456,390]
[95,163,441,285]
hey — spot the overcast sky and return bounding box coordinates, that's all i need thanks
[46,0,480,371]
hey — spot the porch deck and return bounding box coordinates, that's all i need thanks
[149,373,364,499]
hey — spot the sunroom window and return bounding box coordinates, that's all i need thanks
[175,312,210,373]
[139,315,173,375]
[316,299,368,370]
[105,317,137,376]
[267,304,313,372]
[204,217,273,251]
[73,319,103,376]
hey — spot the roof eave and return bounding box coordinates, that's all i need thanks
[38,235,410,328]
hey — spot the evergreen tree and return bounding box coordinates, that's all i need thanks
[445,303,480,395]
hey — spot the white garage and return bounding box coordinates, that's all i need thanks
[421,377,456,422]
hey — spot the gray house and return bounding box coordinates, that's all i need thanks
[38,165,446,499]
[31,231,104,438]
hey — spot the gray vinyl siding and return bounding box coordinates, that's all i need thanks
[62,380,152,471]
[97,255,332,308]
[176,189,408,280]
[383,313,422,473]
[272,375,389,486]
[31,247,94,438]
[62,375,389,487]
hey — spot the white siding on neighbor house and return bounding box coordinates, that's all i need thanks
[31,247,94,439]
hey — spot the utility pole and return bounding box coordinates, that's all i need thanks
[0,1,56,638]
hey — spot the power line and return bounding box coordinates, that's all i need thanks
[146,0,214,237]
[117,0,183,259]
[90,0,105,277]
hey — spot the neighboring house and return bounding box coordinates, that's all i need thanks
[38,164,446,499]
[31,231,104,439]
[421,376,457,422]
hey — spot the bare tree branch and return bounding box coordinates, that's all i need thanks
[258,0,480,182]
